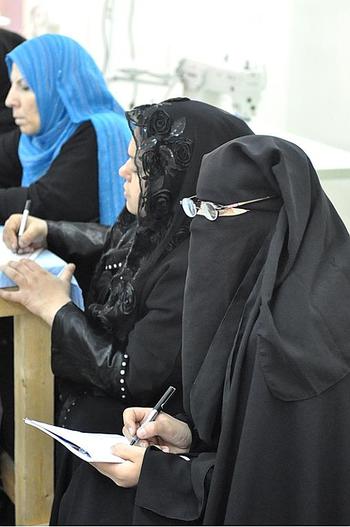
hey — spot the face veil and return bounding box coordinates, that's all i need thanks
[183,134,350,446]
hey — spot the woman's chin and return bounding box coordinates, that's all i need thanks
[125,203,137,216]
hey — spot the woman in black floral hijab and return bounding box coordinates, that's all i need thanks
[0,97,253,525]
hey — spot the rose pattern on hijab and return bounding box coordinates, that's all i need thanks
[127,104,193,220]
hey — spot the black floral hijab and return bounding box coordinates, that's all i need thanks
[182,134,350,446]
[0,28,25,132]
[88,98,253,336]
[127,102,193,221]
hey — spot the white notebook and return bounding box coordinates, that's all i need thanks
[0,237,42,268]
[24,418,128,463]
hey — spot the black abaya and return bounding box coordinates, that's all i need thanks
[133,135,350,525]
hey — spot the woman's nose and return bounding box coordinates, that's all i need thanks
[119,160,133,181]
[5,85,17,108]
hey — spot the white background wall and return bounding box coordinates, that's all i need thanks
[21,0,350,150]
[17,0,350,228]
[286,0,350,151]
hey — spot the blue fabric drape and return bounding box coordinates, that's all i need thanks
[6,34,131,224]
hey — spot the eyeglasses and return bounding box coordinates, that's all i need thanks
[180,195,274,221]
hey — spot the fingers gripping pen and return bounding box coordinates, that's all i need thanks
[129,386,176,446]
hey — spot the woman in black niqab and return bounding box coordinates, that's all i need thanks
[134,135,350,525]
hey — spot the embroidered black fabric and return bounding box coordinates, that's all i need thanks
[87,98,253,340]
[87,98,194,334]
[127,101,193,220]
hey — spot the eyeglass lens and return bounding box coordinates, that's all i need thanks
[181,197,197,217]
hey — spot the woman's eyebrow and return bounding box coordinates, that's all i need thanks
[12,75,25,85]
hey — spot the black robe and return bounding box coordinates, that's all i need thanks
[0,121,99,458]
[133,135,350,525]
[46,220,187,525]
[0,121,99,223]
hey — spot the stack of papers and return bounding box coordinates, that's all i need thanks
[0,226,84,309]
[24,418,128,463]
[0,236,42,268]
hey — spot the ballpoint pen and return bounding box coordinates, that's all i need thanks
[18,199,32,238]
[130,386,176,446]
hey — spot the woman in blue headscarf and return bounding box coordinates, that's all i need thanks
[0,36,130,499]
[0,33,130,225]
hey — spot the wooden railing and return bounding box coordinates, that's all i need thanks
[0,294,53,525]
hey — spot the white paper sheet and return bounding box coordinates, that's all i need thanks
[24,418,128,463]
[0,237,42,268]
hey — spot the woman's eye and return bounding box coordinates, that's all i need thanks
[18,81,30,91]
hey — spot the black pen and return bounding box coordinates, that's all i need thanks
[130,386,176,446]
[18,199,31,237]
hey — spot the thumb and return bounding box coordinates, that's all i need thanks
[58,263,76,283]
[110,443,135,460]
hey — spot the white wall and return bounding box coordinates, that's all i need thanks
[286,0,350,151]
[18,0,350,228]
[21,0,350,150]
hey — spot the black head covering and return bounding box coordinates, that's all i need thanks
[0,28,25,133]
[88,98,253,336]
[183,134,350,446]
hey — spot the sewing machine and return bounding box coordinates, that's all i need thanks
[176,58,266,121]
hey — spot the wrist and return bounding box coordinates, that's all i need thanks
[43,298,71,326]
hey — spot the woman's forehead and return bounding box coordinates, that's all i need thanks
[128,138,137,157]
[10,62,23,82]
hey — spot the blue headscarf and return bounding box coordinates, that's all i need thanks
[6,34,131,224]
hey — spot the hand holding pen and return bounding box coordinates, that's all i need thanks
[129,386,176,446]
[124,387,192,453]
[2,209,48,255]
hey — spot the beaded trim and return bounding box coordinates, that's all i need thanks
[104,262,123,271]
[119,353,129,400]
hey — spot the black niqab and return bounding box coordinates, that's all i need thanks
[185,135,350,524]
[133,135,350,525]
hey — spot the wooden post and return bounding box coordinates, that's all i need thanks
[0,296,54,525]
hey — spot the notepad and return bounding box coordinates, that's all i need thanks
[0,237,42,268]
[24,418,128,463]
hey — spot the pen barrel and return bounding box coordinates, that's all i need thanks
[141,408,158,425]
[129,408,159,445]
[18,210,29,236]
[129,387,176,446]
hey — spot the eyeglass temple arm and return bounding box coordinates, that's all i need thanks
[230,195,274,208]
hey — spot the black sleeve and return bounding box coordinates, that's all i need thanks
[0,121,99,223]
[133,447,215,524]
[0,128,22,188]
[47,220,110,296]
[51,240,188,407]
[47,220,109,266]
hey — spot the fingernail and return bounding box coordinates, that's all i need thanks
[138,428,146,438]
[128,427,134,436]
